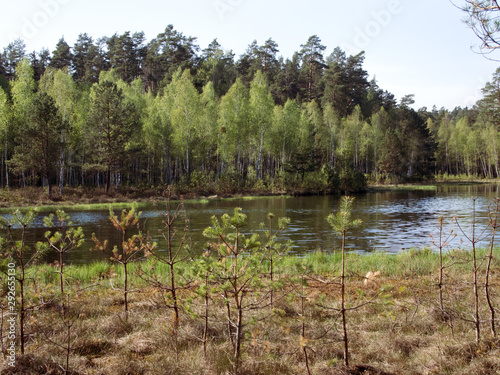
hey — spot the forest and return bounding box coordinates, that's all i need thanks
[0,26,499,199]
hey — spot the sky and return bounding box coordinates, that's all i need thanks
[1,0,499,110]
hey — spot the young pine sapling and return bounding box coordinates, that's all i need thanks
[203,207,262,374]
[485,198,499,338]
[41,210,84,294]
[326,196,362,368]
[260,213,291,307]
[0,209,49,354]
[455,197,490,343]
[92,208,154,315]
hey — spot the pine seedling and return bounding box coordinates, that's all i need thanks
[41,210,84,294]
[203,207,262,374]
[326,196,362,368]
[455,197,490,343]
[92,207,154,314]
[141,190,193,358]
[430,215,456,335]
[485,198,499,338]
[260,213,291,307]
[0,209,50,354]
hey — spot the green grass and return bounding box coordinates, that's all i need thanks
[276,247,496,278]
[19,247,497,289]
[0,201,156,214]
[0,193,292,213]
[369,184,438,192]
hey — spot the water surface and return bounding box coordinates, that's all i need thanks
[6,184,500,263]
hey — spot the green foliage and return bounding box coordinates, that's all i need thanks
[203,207,264,370]
[91,207,153,313]
[203,207,260,254]
[339,168,367,193]
[0,33,499,195]
[87,80,138,192]
[11,92,65,198]
[41,210,84,293]
[327,196,362,235]
[0,209,48,263]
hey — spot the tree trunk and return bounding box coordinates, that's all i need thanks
[106,168,111,193]
[341,229,349,368]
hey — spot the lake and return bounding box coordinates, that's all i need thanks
[5,183,500,263]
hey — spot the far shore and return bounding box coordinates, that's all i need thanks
[0,179,498,212]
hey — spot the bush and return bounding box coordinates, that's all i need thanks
[339,168,367,193]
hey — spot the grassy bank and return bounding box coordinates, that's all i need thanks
[1,249,499,375]
[368,184,438,192]
[1,179,499,212]
[0,185,295,213]
[27,247,475,285]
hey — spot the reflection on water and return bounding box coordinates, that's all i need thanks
[4,184,500,263]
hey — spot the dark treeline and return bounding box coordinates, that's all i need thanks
[0,26,499,198]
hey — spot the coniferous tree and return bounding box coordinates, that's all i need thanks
[10,92,65,198]
[29,49,50,80]
[143,25,199,91]
[2,39,26,80]
[72,33,107,84]
[462,0,500,54]
[107,31,146,83]
[0,54,6,78]
[282,53,302,101]
[323,48,369,117]
[477,67,500,125]
[87,79,138,192]
[197,39,236,97]
[397,97,435,179]
[299,35,327,101]
[50,38,72,70]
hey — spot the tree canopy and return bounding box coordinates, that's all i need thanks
[0,26,498,196]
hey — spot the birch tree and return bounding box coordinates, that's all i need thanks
[249,71,274,178]
[168,69,201,177]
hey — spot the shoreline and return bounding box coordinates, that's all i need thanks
[30,247,496,279]
[0,180,497,212]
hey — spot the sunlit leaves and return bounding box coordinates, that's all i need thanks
[327,196,362,235]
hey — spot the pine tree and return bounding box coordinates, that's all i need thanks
[299,35,326,101]
[10,92,64,198]
[87,80,138,192]
[2,39,26,80]
[50,37,73,70]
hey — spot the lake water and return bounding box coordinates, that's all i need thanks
[6,184,500,263]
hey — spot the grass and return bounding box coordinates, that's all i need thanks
[280,247,474,278]
[368,184,438,192]
[0,186,292,213]
[25,248,474,287]
[1,248,499,374]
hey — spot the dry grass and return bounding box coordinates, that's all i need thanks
[0,186,282,211]
[0,186,165,209]
[1,263,499,375]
